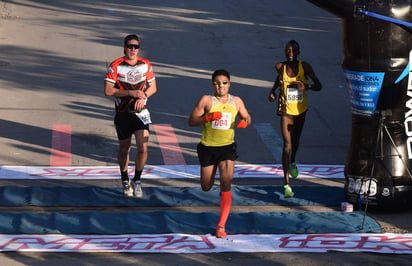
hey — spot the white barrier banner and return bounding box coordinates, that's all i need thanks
[0,233,411,254]
[0,164,344,180]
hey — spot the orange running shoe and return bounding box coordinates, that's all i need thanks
[216,226,227,238]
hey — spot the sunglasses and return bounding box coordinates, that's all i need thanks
[213,81,229,85]
[126,44,140,49]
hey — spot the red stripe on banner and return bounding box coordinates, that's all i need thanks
[153,124,186,165]
[50,124,72,166]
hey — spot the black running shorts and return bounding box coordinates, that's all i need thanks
[114,112,149,140]
[196,142,238,167]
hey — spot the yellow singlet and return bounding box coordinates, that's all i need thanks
[278,61,308,115]
[201,95,238,147]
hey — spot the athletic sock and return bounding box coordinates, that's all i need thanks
[133,169,143,182]
[217,191,232,227]
[121,170,129,181]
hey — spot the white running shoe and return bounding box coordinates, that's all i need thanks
[122,180,133,197]
[134,181,143,198]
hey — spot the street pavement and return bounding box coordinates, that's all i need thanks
[1,0,412,265]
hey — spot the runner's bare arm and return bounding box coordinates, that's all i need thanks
[145,80,157,98]
[104,81,129,97]
[188,96,212,126]
[303,62,322,91]
[133,80,157,110]
[269,63,283,102]
[235,97,252,127]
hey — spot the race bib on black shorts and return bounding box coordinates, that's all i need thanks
[136,108,152,125]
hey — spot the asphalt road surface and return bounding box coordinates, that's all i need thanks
[1,0,412,265]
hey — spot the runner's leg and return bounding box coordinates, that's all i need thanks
[134,129,149,174]
[290,112,306,163]
[200,165,217,191]
[217,160,234,231]
[118,137,132,179]
[281,114,293,185]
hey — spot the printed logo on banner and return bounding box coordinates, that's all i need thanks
[403,50,412,159]
[0,165,345,179]
[343,69,385,116]
[1,234,412,253]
